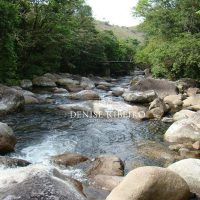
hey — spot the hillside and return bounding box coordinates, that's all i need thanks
[95,20,145,43]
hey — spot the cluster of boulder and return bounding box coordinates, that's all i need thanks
[0,151,199,200]
[1,72,200,199]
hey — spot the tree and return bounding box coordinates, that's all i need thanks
[134,0,200,79]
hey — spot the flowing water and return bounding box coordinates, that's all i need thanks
[0,76,175,198]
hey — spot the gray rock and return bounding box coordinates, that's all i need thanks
[0,122,16,153]
[168,158,200,197]
[106,166,190,200]
[20,79,32,89]
[0,156,30,168]
[123,90,157,103]
[0,87,25,115]
[130,78,178,98]
[0,164,87,200]
[33,76,56,87]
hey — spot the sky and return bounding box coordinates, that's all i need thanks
[86,0,141,27]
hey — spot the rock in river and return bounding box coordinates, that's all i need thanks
[0,156,30,167]
[0,122,16,153]
[86,155,124,177]
[51,152,89,167]
[122,90,157,103]
[68,90,100,100]
[164,119,200,143]
[106,166,190,200]
[0,164,87,200]
[130,78,178,98]
[168,158,200,197]
[32,76,56,87]
[0,86,25,115]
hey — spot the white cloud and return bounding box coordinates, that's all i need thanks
[86,0,140,27]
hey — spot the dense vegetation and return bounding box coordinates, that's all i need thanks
[134,0,200,80]
[0,0,139,84]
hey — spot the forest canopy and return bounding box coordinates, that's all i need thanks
[134,0,200,80]
[0,0,138,84]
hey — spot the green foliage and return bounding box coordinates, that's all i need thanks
[134,0,200,80]
[0,0,19,84]
[0,0,139,83]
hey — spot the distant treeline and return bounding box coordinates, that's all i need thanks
[0,0,139,84]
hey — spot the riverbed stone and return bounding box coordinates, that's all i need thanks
[90,175,123,191]
[183,94,200,108]
[51,152,89,167]
[86,155,124,177]
[56,78,79,86]
[24,96,39,104]
[137,141,179,163]
[106,166,190,200]
[168,158,200,197]
[123,90,157,103]
[0,122,16,153]
[92,100,148,120]
[176,78,200,93]
[80,77,95,90]
[173,110,196,121]
[20,79,33,89]
[130,78,178,98]
[0,164,87,200]
[58,102,93,113]
[187,87,200,97]
[149,98,168,119]
[96,84,110,91]
[164,119,200,143]
[111,87,125,97]
[0,156,31,167]
[32,76,57,87]
[192,141,200,150]
[68,90,100,100]
[0,86,25,115]
[179,147,200,159]
[164,94,183,112]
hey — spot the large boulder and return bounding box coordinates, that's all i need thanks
[0,164,86,200]
[0,122,16,153]
[0,156,30,168]
[164,119,200,143]
[0,86,25,115]
[80,77,95,90]
[168,158,200,197]
[111,87,125,97]
[149,98,168,119]
[51,152,89,167]
[187,87,200,97]
[176,78,200,94]
[20,79,32,89]
[68,90,100,100]
[91,100,148,120]
[122,90,157,103]
[183,94,200,109]
[56,78,79,87]
[86,155,124,177]
[33,76,56,87]
[130,78,178,98]
[164,94,183,112]
[173,110,196,121]
[106,166,190,200]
